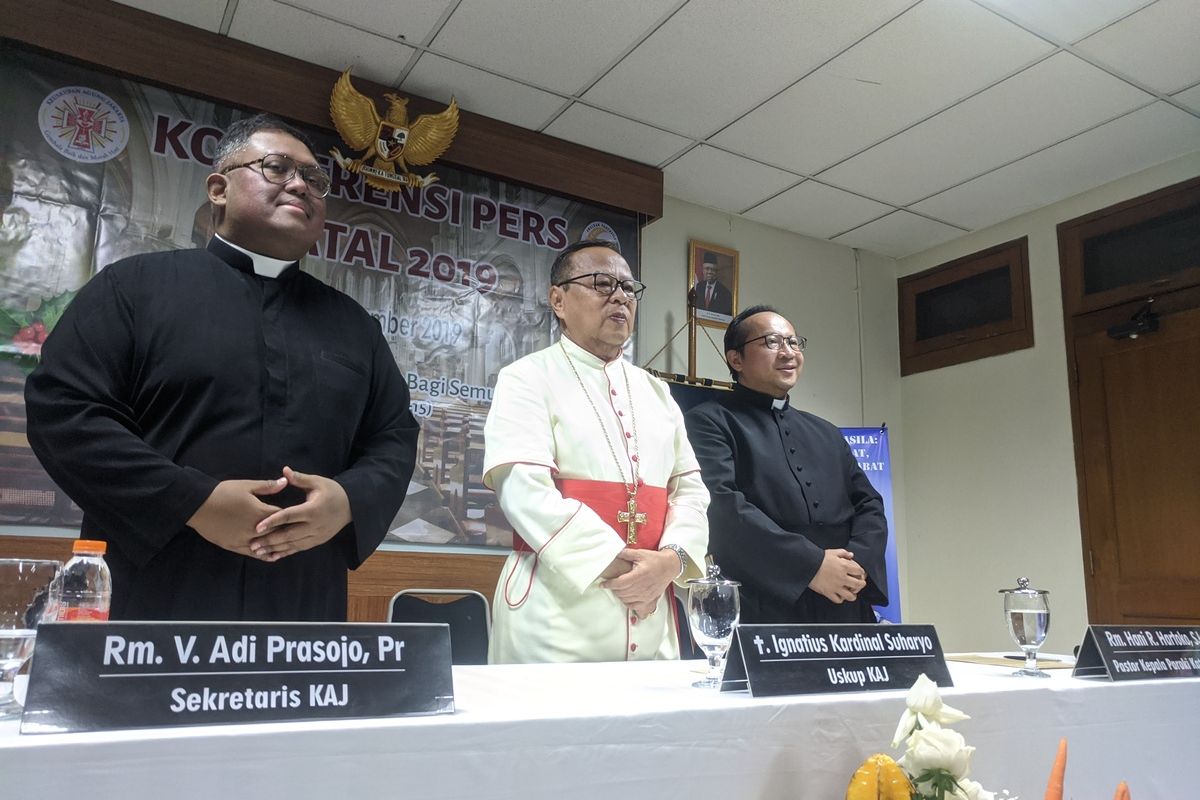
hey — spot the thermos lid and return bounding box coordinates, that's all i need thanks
[686,563,740,587]
[998,576,1047,596]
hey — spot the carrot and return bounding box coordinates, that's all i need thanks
[1044,738,1067,800]
[1113,781,1131,800]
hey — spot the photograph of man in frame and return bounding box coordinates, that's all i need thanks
[688,240,738,327]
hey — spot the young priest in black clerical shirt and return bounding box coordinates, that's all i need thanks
[684,305,887,624]
[25,114,419,622]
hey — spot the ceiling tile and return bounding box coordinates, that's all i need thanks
[832,211,966,258]
[664,146,799,214]
[430,0,681,95]
[743,181,894,240]
[111,0,225,31]
[284,0,451,43]
[712,0,1053,173]
[819,51,1154,205]
[402,53,566,130]
[1172,83,1200,114]
[971,0,1149,43]
[228,0,415,85]
[542,104,692,167]
[1075,0,1200,93]
[912,102,1200,230]
[582,0,914,138]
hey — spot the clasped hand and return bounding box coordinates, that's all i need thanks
[187,466,351,562]
[809,548,867,603]
[600,547,679,619]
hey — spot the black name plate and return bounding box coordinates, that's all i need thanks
[721,624,951,697]
[20,621,454,734]
[1073,624,1200,681]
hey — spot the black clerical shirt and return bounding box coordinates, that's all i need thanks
[25,237,419,621]
[684,383,887,623]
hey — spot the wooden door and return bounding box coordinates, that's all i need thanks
[1074,304,1200,623]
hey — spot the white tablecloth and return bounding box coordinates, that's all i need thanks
[1,659,1194,799]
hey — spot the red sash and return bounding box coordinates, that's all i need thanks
[512,478,668,553]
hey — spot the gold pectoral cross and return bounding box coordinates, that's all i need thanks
[617,492,647,544]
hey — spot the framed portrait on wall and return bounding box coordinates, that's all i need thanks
[688,240,739,328]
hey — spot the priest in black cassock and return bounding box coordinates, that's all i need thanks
[684,305,887,623]
[25,114,419,622]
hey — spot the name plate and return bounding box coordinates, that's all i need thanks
[1073,624,1200,681]
[20,621,454,734]
[721,623,951,697]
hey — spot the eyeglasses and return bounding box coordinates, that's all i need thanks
[220,153,332,198]
[555,272,647,300]
[739,333,807,352]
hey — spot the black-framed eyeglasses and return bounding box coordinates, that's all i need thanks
[554,272,647,300]
[220,153,332,198]
[738,333,807,352]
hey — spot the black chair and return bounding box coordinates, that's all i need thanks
[387,588,491,665]
[674,589,704,660]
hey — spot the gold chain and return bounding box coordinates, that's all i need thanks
[559,340,639,492]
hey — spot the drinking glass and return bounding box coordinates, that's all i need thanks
[1000,577,1050,678]
[685,564,740,689]
[0,559,62,719]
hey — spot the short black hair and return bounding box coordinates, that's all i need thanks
[212,113,317,170]
[723,304,778,380]
[550,239,622,285]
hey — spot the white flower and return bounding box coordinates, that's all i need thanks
[900,727,974,780]
[891,673,971,747]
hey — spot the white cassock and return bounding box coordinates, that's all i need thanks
[483,335,710,664]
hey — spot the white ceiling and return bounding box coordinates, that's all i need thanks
[118,0,1200,258]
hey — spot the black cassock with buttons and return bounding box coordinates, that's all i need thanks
[684,383,887,624]
[25,238,419,622]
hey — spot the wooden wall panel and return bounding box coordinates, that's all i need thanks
[0,536,505,623]
[347,550,505,622]
[0,535,73,565]
[0,0,662,220]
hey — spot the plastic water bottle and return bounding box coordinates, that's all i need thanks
[58,539,112,621]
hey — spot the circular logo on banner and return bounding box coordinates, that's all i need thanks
[38,86,130,163]
[581,221,620,250]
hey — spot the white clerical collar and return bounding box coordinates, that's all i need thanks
[771,397,787,410]
[559,333,628,368]
[215,234,296,278]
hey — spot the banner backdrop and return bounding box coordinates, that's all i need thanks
[841,427,901,623]
[0,47,639,549]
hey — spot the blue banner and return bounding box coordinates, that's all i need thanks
[841,427,901,623]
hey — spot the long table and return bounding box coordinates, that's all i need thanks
[1,659,1194,798]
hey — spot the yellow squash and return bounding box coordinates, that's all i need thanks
[845,754,913,800]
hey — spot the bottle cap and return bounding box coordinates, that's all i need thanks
[73,539,107,555]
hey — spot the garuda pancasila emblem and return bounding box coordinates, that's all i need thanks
[328,69,459,191]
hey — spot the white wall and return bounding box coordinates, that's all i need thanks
[896,152,1200,655]
[639,196,899,427]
